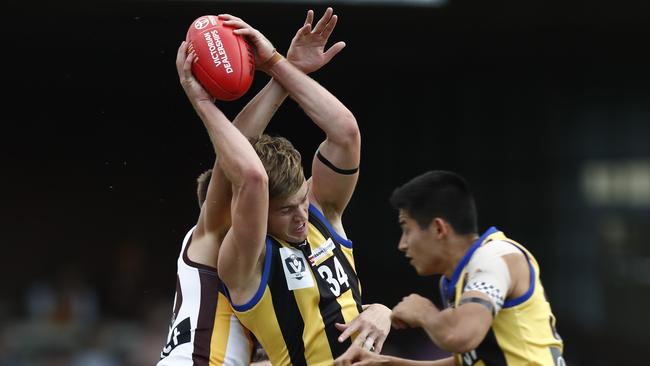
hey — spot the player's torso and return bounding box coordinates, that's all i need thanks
[449,229,564,366]
[158,227,252,366]
[232,204,363,366]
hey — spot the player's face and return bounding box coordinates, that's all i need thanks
[267,181,310,244]
[397,209,441,276]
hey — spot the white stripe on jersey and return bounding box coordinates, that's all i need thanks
[223,314,252,365]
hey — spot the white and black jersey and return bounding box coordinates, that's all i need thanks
[158,227,253,366]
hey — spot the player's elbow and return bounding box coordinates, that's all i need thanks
[334,111,361,147]
[240,165,268,191]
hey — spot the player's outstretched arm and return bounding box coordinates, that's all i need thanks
[227,8,360,223]
[183,9,348,284]
[391,293,492,354]
[176,41,269,291]
[225,8,346,138]
[193,10,348,249]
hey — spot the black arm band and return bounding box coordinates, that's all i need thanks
[316,151,359,175]
[459,296,495,317]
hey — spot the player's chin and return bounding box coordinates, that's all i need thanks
[410,261,425,275]
[291,232,308,243]
[414,265,436,277]
[289,225,308,242]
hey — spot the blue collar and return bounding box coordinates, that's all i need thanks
[439,226,499,305]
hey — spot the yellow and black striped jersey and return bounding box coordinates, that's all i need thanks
[228,204,363,366]
[440,227,564,366]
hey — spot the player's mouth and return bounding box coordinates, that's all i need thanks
[294,222,307,236]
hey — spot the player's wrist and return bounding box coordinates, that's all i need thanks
[260,50,285,73]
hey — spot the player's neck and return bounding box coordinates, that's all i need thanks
[443,234,479,278]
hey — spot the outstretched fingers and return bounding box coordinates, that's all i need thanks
[304,9,314,27]
[322,41,346,63]
[321,13,339,40]
[298,22,313,37]
[336,321,359,343]
[312,7,334,34]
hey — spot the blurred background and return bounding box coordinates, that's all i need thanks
[2,0,649,364]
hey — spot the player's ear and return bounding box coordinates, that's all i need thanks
[431,217,448,238]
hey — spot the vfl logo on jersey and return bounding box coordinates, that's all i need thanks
[160,317,191,358]
[286,254,306,280]
[279,246,314,290]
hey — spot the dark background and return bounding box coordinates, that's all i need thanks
[2,0,650,365]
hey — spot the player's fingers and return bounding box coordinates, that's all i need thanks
[181,51,195,81]
[296,23,312,37]
[186,51,196,69]
[362,337,375,352]
[217,13,242,22]
[312,7,333,34]
[221,18,252,30]
[391,317,407,330]
[232,27,257,38]
[323,41,346,63]
[352,360,372,366]
[321,14,338,40]
[351,328,370,348]
[337,320,360,342]
[374,336,386,353]
[176,41,188,70]
[304,9,314,26]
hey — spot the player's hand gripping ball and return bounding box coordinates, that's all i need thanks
[186,15,255,101]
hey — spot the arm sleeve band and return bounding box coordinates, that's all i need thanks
[316,150,359,175]
[459,296,495,317]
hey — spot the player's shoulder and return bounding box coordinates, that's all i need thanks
[474,240,523,261]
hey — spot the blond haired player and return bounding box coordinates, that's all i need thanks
[159,8,360,365]
[175,8,392,366]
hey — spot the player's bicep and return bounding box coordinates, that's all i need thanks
[217,178,268,288]
[310,139,360,214]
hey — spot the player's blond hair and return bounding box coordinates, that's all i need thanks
[249,134,304,199]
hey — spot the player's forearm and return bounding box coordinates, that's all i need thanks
[421,308,480,354]
[194,100,266,187]
[232,78,288,137]
[268,58,358,146]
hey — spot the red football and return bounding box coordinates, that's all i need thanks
[186,15,255,101]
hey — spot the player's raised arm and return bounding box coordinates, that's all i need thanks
[176,40,269,292]
[189,11,347,265]
[227,8,360,223]
[224,8,346,137]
